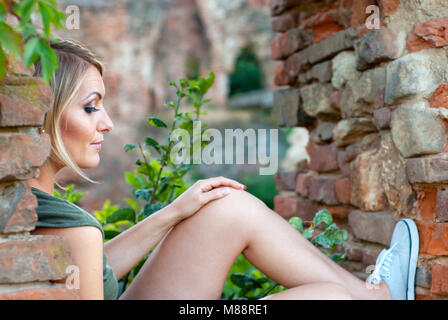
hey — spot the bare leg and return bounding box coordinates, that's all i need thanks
[119,189,390,300]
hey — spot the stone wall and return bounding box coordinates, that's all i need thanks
[271,0,448,299]
[0,58,78,299]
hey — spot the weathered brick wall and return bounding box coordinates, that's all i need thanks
[271,0,448,299]
[0,57,78,299]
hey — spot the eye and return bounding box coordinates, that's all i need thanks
[84,102,100,114]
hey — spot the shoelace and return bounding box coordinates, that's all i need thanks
[368,242,398,285]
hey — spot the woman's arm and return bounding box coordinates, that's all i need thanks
[103,204,178,280]
[104,176,245,279]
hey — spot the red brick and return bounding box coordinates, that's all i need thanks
[270,29,313,60]
[274,195,298,219]
[284,51,305,81]
[312,23,345,43]
[308,175,339,205]
[335,177,351,204]
[0,285,79,300]
[272,11,300,33]
[274,63,295,86]
[407,17,448,53]
[306,141,339,173]
[417,189,437,221]
[417,221,448,256]
[373,107,391,130]
[342,0,353,9]
[275,171,299,191]
[430,84,448,109]
[436,189,448,222]
[0,76,52,127]
[330,90,342,111]
[270,0,316,16]
[348,210,397,246]
[316,205,351,221]
[0,235,74,283]
[299,10,345,43]
[296,171,315,197]
[406,32,433,53]
[378,0,400,16]
[274,195,318,220]
[0,133,51,182]
[431,264,448,295]
[0,181,38,233]
[5,51,34,76]
[350,0,377,28]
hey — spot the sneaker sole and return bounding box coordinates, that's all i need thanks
[402,219,419,300]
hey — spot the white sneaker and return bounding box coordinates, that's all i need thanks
[367,219,419,300]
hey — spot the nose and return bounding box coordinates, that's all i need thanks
[98,108,114,133]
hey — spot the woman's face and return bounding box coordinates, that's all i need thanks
[59,64,114,169]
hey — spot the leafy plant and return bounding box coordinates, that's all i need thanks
[53,183,85,203]
[0,0,65,83]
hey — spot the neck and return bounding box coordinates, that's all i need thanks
[26,159,62,195]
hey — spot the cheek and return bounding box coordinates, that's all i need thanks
[60,111,95,150]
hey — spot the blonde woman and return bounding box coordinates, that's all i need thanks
[26,39,419,300]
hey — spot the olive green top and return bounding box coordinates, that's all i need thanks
[31,187,119,300]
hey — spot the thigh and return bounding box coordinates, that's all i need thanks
[119,190,254,300]
[262,282,352,300]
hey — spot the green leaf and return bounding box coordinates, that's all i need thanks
[313,210,333,228]
[143,203,165,218]
[0,22,23,57]
[36,38,58,84]
[145,137,161,153]
[329,252,347,263]
[164,101,175,108]
[38,1,53,37]
[124,198,139,212]
[24,37,58,84]
[23,36,39,66]
[0,1,7,16]
[124,171,143,189]
[302,228,314,240]
[311,234,335,249]
[22,24,38,38]
[104,230,121,240]
[147,117,167,128]
[289,217,303,233]
[106,208,136,223]
[124,144,136,152]
[133,188,153,201]
[0,46,6,81]
[17,0,36,27]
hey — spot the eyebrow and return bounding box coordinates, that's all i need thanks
[83,91,103,102]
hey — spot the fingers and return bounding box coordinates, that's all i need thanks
[201,186,232,204]
[199,176,246,192]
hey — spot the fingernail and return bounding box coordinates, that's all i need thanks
[221,187,230,195]
[240,184,247,190]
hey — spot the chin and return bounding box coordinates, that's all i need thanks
[78,156,100,169]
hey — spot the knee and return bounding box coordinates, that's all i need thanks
[181,189,268,236]
[199,188,267,221]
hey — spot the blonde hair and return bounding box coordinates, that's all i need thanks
[33,38,105,190]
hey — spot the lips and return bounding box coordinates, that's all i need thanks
[90,141,103,150]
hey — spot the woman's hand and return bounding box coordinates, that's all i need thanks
[168,176,246,224]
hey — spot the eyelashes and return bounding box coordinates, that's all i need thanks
[84,102,100,114]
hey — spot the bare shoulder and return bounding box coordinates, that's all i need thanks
[31,226,104,299]
[30,225,103,243]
